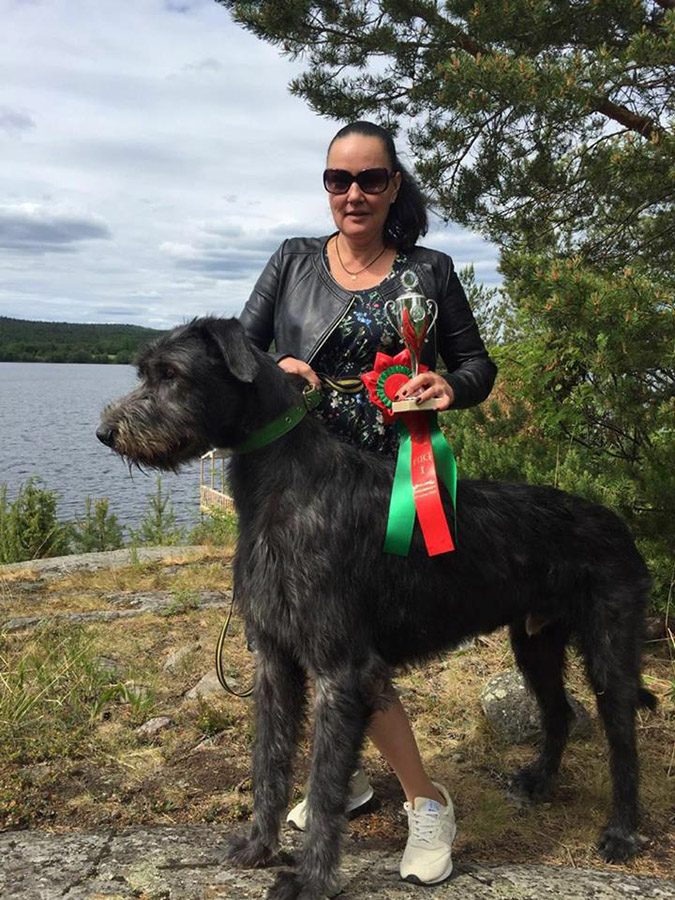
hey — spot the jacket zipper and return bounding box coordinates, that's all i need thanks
[306,246,363,364]
[307,292,359,365]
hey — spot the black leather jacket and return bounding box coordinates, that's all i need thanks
[239,236,497,409]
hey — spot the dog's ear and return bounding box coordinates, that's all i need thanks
[204,318,259,383]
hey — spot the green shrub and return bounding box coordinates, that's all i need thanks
[195,698,237,737]
[71,497,124,553]
[190,508,238,548]
[128,477,185,546]
[0,479,71,563]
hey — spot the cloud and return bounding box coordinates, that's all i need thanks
[164,0,208,13]
[161,237,278,279]
[161,218,332,280]
[127,289,162,299]
[0,204,111,254]
[0,0,500,326]
[0,106,35,136]
[180,57,223,75]
[98,307,149,318]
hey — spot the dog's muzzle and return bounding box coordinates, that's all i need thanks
[96,425,117,448]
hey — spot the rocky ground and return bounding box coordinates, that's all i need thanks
[1,547,674,900]
[3,824,675,900]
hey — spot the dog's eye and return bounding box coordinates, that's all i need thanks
[162,367,176,381]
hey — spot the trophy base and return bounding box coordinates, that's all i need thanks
[391,398,441,413]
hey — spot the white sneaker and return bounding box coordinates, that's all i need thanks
[399,782,456,885]
[286,768,374,831]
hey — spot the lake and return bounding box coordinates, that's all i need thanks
[0,362,203,533]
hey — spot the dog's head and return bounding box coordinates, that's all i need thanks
[96,317,262,469]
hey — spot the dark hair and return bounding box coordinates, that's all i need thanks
[327,121,428,251]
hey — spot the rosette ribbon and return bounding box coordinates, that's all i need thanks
[361,349,457,557]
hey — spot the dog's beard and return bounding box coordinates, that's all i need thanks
[102,402,209,470]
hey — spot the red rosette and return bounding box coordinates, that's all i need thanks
[361,349,429,424]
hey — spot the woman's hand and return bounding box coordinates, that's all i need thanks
[394,372,455,411]
[278,356,322,389]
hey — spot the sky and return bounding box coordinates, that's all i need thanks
[1,0,501,330]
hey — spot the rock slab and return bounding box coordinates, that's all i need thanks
[1,826,673,900]
[0,546,208,578]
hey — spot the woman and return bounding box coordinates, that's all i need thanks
[239,121,497,886]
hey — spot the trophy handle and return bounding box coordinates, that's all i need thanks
[425,298,438,333]
[384,298,400,334]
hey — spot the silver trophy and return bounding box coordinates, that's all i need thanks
[385,270,439,412]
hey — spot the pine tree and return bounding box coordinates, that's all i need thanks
[220,0,674,271]
[71,498,124,553]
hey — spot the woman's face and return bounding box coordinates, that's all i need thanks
[326,134,401,245]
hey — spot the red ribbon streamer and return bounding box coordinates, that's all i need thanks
[402,412,455,556]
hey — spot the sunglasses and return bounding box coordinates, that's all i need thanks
[323,167,393,195]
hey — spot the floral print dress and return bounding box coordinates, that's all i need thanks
[312,252,408,458]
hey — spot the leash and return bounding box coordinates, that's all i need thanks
[317,374,363,395]
[214,375,362,699]
[215,590,255,698]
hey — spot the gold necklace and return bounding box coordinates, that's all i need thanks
[334,235,387,281]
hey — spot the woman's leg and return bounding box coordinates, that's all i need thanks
[370,689,456,885]
[367,692,445,805]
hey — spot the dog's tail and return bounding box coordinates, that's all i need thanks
[638,686,657,711]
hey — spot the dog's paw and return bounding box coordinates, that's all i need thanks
[265,871,304,900]
[265,870,341,900]
[226,831,276,869]
[598,824,642,863]
[509,763,554,803]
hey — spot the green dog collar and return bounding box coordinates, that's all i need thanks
[234,383,321,454]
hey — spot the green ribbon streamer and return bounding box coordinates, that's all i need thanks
[383,414,458,556]
[384,421,415,556]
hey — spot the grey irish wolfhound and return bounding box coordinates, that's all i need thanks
[97,317,655,900]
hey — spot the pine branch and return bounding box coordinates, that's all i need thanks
[593,98,662,140]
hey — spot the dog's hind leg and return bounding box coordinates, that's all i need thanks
[578,599,645,862]
[591,683,641,862]
[267,661,378,900]
[509,618,573,801]
[227,640,306,869]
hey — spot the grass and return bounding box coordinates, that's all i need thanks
[49,552,232,595]
[0,623,118,762]
[195,698,239,737]
[162,589,202,617]
[0,621,162,766]
[0,549,673,876]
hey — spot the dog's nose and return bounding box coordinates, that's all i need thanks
[96,425,117,447]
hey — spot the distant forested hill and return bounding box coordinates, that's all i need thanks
[0,317,166,364]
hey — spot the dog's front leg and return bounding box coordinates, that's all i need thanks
[227,640,306,869]
[268,665,373,900]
